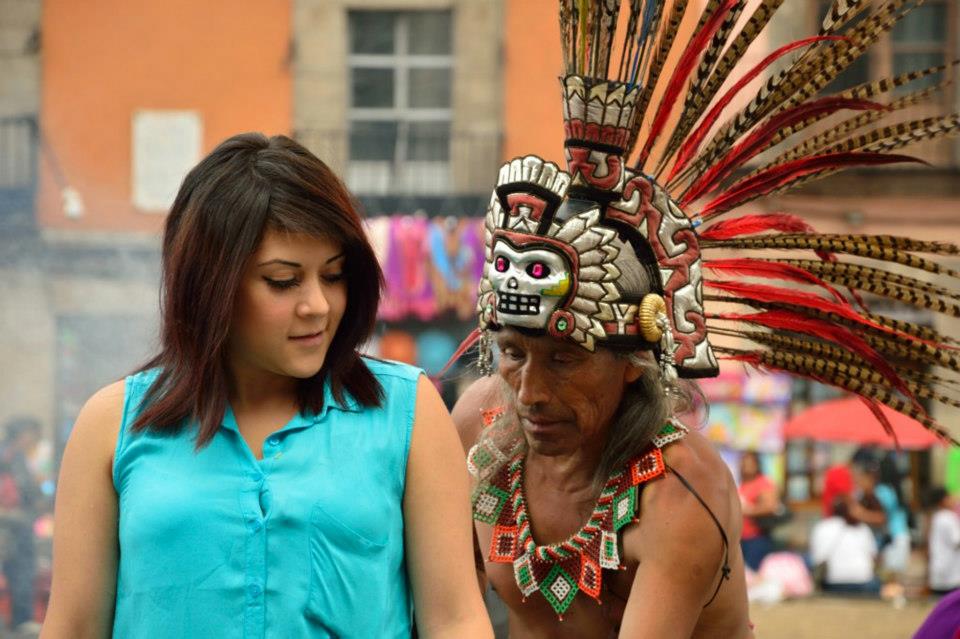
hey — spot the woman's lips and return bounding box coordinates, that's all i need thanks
[289,330,324,346]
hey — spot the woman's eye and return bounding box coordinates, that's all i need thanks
[323,272,345,283]
[264,277,298,290]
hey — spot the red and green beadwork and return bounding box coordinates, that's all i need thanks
[540,564,579,615]
[470,416,685,616]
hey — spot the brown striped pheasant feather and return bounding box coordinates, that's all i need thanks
[469,0,960,446]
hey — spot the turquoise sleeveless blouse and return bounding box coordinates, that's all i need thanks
[112,358,421,638]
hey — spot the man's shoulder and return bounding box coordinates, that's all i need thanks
[628,429,737,549]
[659,428,730,484]
[451,375,503,453]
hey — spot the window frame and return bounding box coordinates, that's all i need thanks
[346,9,454,193]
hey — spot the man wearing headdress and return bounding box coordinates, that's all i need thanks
[451,0,960,635]
[453,151,751,637]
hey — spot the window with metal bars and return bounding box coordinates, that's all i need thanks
[347,10,454,194]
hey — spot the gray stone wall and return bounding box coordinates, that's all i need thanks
[292,0,504,193]
[0,0,41,117]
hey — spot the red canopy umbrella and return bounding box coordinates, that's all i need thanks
[783,397,946,449]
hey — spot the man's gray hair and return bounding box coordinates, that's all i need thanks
[591,350,700,488]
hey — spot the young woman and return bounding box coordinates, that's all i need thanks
[738,451,780,571]
[40,133,492,638]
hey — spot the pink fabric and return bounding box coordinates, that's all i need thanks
[740,475,775,540]
[822,465,854,516]
[759,552,814,598]
[380,216,435,321]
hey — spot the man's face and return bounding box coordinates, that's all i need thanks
[495,327,642,457]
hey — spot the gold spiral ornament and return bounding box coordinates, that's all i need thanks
[639,293,666,342]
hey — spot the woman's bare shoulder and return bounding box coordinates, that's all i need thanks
[67,379,127,460]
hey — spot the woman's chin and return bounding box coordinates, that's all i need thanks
[276,356,326,380]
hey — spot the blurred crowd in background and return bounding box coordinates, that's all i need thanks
[2,0,959,636]
[739,446,960,606]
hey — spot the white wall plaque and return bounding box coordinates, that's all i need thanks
[132,110,202,212]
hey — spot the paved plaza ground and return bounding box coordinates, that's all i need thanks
[750,596,938,639]
[5,595,946,638]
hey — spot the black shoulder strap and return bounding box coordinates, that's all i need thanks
[665,463,732,608]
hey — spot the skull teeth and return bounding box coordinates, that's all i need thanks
[497,292,541,316]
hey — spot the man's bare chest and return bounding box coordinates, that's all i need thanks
[478,519,637,635]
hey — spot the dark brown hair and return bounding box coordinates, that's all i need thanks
[134,133,384,446]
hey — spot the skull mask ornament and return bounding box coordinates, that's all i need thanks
[488,240,572,329]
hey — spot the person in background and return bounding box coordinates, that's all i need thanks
[850,457,889,535]
[40,134,492,639]
[821,463,853,517]
[0,417,43,632]
[876,452,912,594]
[810,497,881,595]
[924,486,960,596]
[738,451,780,571]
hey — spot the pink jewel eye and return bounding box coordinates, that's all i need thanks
[495,256,509,272]
[526,262,550,279]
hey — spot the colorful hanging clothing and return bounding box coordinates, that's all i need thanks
[380,215,435,321]
[427,217,483,320]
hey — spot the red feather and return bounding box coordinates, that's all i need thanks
[860,397,901,449]
[711,310,923,413]
[682,97,886,205]
[636,0,740,167]
[705,279,907,337]
[699,213,817,240]
[438,327,481,379]
[699,153,926,218]
[704,258,847,303]
[721,352,764,368]
[667,35,845,183]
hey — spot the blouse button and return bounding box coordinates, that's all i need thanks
[266,436,280,447]
[249,584,262,598]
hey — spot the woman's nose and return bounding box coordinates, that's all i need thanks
[296,281,329,317]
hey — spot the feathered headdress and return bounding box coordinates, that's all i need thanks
[458,0,960,444]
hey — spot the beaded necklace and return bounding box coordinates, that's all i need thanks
[470,419,687,617]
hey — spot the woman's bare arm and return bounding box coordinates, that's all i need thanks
[40,381,124,639]
[403,376,494,639]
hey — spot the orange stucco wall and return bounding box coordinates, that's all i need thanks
[502,0,714,167]
[39,0,292,232]
[502,0,565,164]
